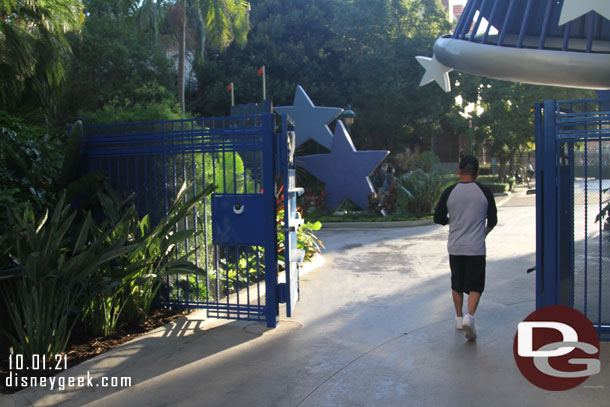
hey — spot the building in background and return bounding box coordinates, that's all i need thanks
[442,0,467,23]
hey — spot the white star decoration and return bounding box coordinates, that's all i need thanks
[559,0,610,26]
[415,55,453,93]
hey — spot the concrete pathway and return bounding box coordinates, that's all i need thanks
[2,188,609,407]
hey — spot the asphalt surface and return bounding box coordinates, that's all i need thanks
[2,188,609,407]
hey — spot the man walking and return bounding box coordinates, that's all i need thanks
[433,155,497,340]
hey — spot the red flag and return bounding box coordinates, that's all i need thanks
[257,66,264,76]
[227,83,232,91]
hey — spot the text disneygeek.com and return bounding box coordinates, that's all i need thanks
[5,371,132,391]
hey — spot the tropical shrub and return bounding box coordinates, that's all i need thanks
[479,182,509,194]
[396,169,444,217]
[0,112,63,216]
[277,185,324,267]
[0,194,137,360]
[82,181,216,337]
[77,83,186,125]
[415,151,442,173]
[277,208,324,266]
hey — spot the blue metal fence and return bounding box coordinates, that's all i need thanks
[81,114,285,327]
[536,99,610,340]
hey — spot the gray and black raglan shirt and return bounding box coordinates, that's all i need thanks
[433,182,498,256]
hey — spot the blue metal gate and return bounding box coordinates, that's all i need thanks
[536,99,610,340]
[81,113,300,328]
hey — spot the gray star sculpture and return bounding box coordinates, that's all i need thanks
[274,85,343,149]
[297,121,389,210]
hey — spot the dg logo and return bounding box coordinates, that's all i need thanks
[513,305,601,391]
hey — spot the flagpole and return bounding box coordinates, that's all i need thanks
[230,82,235,107]
[262,66,266,100]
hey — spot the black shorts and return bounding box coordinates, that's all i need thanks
[449,255,486,294]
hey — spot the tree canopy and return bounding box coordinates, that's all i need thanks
[192,0,456,154]
[0,0,84,116]
[1,0,600,164]
[454,73,595,177]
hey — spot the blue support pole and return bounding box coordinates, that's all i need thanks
[469,0,488,42]
[498,0,517,46]
[542,100,559,307]
[538,0,554,50]
[262,113,278,328]
[482,0,501,44]
[517,0,534,48]
[535,103,545,309]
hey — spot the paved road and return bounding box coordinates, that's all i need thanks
[3,189,609,407]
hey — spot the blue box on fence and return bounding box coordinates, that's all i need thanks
[211,193,266,246]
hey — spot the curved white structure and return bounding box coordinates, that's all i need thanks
[433,36,610,90]
[416,0,610,92]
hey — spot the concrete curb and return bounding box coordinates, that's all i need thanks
[299,252,326,277]
[321,219,434,229]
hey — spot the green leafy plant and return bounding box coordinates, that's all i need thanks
[276,207,324,268]
[0,112,63,216]
[82,181,216,336]
[479,182,509,194]
[298,220,324,261]
[0,194,137,360]
[396,169,444,217]
[416,151,441,173]
[77,83,186,124]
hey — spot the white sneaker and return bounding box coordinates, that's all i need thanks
[463,314,477,340]
[455,316,464,330]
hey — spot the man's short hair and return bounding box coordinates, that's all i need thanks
[459,154,479,176]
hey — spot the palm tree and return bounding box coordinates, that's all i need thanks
[109,0,250,114]
[0,0,84,114]
[167,0,251,113]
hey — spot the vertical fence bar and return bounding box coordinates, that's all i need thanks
[225,245,230,317]
[246,246,251,309]
[233,147,238,194]
[538,0,554,49]
[562,21,571,51]
[586,12,595,53]
[584,129,589,317]
[481,0,500,44]
[498,0,517,46]
[172,124,179,301]
[462,0,481,40]
[203,126,211,309]
[256,245,262,311]
[517,0,534,49]
[569,143,575,308]
[535,102,544,308]
[453,0,476,39]
[542,101,559,306]
[182,120,190,302]
[599,134,603,327]
[235,246,240,317]
[263,113,278,328]
[469,0,488,42]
